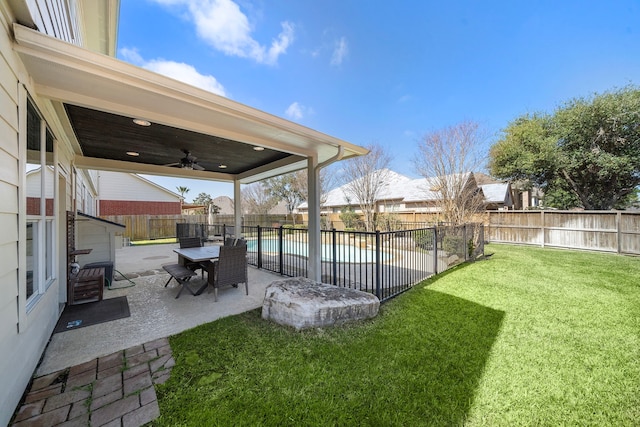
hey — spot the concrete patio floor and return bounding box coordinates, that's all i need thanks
[37,242,283,376]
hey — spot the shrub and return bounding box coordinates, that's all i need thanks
[413,230,434,250]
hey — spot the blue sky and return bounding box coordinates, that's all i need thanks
[117,0,639,200]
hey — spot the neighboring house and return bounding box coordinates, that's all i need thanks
[481,183,513,210]
[97,171,182,215]
[270,200,289,215]
[213,195,235,215]
[511,186,543,210]
[298,169,413,213]
[298,170,514,214]
[27,166,98,216]
[181,203,208,215]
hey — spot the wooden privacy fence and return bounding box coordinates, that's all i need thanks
[99,214,207,241]
[486,210,640,255]
[101,214,295,241]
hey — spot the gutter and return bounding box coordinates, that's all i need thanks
[317,146,344,171]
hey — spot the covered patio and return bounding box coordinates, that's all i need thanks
[13,23,368,283]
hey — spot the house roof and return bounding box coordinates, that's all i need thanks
[212,196,235,215]
[481,183,511,204]
[298,170,411,209]
[13,24,368,184]
[298,171,512,209]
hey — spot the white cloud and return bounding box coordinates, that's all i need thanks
[285,102,303,120]
[120,47,144,64]
[145,60,227,96]
[152,0,294,65]
[330,36,348,66]
[119,47,227,96]
[285,102,314,121]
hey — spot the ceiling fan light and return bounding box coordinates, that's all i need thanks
[182,163,193,170]
[218,164,227,169]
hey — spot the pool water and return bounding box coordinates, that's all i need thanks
[246,239,391,263]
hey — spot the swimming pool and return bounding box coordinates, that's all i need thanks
[246,239,391,263]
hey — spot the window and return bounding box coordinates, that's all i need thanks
[25,99,57,307]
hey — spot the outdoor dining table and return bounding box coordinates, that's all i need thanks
[173,246,220,265]
[172,246,221,295]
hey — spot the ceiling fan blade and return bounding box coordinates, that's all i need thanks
[163,162,181,167]
[193,163,205,171]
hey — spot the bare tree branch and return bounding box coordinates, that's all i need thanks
[241,182,278,215]
[341,143,393,231]
[413,121,487,225]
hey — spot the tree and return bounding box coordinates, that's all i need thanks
[193,192,212,206]
[265,171,306,225]
[341,143,393,231]
[266,169,337,225]
[490,86,640,210]
[176,186,190,202]
[339,206,361,230]
[191,192,219,214]
[241,182,278,215]
[413,120,487,225]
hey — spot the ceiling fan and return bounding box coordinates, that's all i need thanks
[164,149,205,171]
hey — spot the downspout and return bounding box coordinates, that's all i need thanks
[317,146,344,171]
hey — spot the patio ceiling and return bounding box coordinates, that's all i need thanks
[13,24,367,183]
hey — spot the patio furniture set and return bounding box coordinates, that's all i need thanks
[163,237,248,301]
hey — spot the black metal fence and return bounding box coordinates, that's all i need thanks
[176,223,235,242]
[177,222,484,302]
[242,223,484,302]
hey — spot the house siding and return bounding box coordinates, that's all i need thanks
[97,171,180,202]
[0,3,81,423]
[0,4,24,422]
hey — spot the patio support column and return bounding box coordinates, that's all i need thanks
[307,155,321,282]
[234,180,242,237]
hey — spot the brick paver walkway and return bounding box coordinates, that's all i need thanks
[11,338,174,427]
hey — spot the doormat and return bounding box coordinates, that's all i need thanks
[54,296,130,333]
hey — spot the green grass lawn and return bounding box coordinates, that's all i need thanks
[153,244,640,426]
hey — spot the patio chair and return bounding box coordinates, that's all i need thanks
[224,237,246,247]
[205,244,248,302]
[179,237,205,278]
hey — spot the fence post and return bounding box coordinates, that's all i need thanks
[616,211,621,254]
[433,227,438,275]
[257,225,262,269]
[375,230,381,299]
[541,211,545,248]
[463,224,468,261]
[332,228,337,286]
[278,225,284,274]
